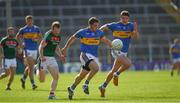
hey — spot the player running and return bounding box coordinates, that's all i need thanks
[16,15,42,90]
[36,21,65,99]
[62,17,112,100]
[0,27,21,90]
[169,38,180,76]
[99,10,139,97]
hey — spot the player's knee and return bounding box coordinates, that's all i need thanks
[5,70,10,76]
[92,67,99,72]
[124,61,132,69]
[89,62,99,72]
[29,65,34,69]
[39,78,45,83]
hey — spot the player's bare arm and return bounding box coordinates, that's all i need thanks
[39,40,47,61]
[62,34,77,56]
[100,36,112,48]
[16,44,23,55]
[16,33,24,48]
[131,22,139,40]
[100,25,109,32]
[36,33,43,44]
[56,45,65,63]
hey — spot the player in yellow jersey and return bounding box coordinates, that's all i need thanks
[62,17,112,100]
[16,15,42,90]
[99,10,139,97]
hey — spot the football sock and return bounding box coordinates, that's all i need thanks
[30,79,35,86]
[22,74,27,81]
[71,84,76,90]
[84,80,89,85]
[102,82,108,88]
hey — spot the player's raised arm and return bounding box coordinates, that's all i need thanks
[131,21,140,40]
[100,25,109,32]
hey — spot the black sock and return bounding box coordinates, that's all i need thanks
[84,80,89,85]
[116,71,120,75]
[71,84,76,90]
[102,82,108,88]
[22,74,27,81]
[30,79,35,86]
[50,91,54,96]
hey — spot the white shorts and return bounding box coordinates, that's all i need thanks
[40,56,59,71]
[111,49,127,59]
[80,52,100,71]
[24,49,38,60]
[172,58,180,63]
[3,58,17,69]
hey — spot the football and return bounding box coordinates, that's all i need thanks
[111,39,123,50]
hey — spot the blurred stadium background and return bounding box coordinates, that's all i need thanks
[0,0,180,73]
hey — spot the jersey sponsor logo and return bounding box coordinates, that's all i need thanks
[23,33,40,39]
[113,31,132,38]
[80,38,100,45]
[51,36,60,45]
[5,41,18,48]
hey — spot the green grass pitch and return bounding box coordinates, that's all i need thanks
[0,70,180,103]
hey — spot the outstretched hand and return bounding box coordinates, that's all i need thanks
[134,21,138,32]
[132,21,139,40]
[59,55,66,63]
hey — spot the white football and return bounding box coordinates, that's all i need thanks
[111,39,123,50]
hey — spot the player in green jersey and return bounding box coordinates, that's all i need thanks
[0,27,21,90]
[36,21,65,99]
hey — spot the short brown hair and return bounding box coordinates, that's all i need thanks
[25,15,33,20]
[174,38,180,44]
[120,10,130,17]
[88,17,99,25]
[51,21,60,29]
[7,27,15,32]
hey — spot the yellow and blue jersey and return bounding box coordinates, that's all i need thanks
[170,44,180,59]
[105,22,134,53]
[18,25,41,50]
[75,28,104,57]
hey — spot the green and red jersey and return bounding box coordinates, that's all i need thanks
[43,30,61,56]
[0,36,18,59]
